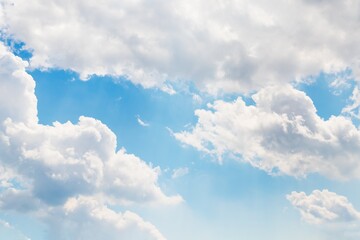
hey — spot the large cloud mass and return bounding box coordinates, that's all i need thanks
[0,42,180,239]
[175,85,360,179]
[1,0,360,93]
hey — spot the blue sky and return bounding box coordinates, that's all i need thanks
[1,66,358,240]
[1,1,360,240]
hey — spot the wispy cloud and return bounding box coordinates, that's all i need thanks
[0,219,31,240]
[136,115,150,127]
[172,167,189,179]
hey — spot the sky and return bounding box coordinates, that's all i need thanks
[1,0,360,239]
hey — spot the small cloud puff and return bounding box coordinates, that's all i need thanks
[287,189,360,224]
[175,85,360,180]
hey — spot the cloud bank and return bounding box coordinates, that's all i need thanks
[1,0,360,93]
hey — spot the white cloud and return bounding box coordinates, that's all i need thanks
[342,86,360,119]
[192,94,203,105]
[1,0,360,93]
[0,42,37,125]
[104,148,181,205]
[46,196,166,240]
[0,166,17,188]
[171,167,189,179]
[328,70,353,95]
[287,189,360,224]
[175,84,360,179]
[0,42,180,239]
[137,115,150,127]
[3,114,181,206]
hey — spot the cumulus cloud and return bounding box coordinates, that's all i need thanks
[1,0,360,93]
[0,42,37,125]
[287,189,360,225]
[4,119,181,206]
[175,84,360,179]
[47,196,166,240]
[0,42,180,239]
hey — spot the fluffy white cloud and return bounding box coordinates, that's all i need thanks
[0,42,180,239]
[287,189,360,225]
[175,84,360,179]
[0,42,37,125]
[3,118,181,206]
[46,196,166,240]
[1,0,360,93]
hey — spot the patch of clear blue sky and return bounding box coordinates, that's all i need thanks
[0,36,32,61]
[298,71,355,120]
[32,69,202,171]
